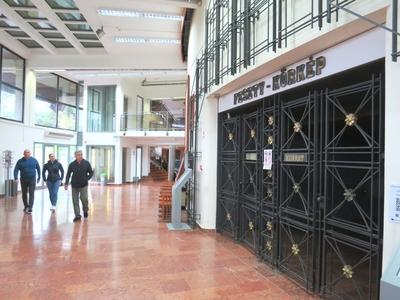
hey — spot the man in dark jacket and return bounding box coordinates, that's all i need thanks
[65,150,93,222]
[13,149,41,214]
[42,153,64,212]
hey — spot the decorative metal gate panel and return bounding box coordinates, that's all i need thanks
[260,96,280,263]
[320,75,384,300]
[278,92,319,291]
[217,115,241,239]
[239,110,261,251]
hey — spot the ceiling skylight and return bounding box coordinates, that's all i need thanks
[98,9,183,21]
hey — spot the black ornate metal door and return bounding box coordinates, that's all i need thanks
[239,110,261,251]
[278,92,319,291]
[217,115,241,239]
[260,97,280,264]
[216,71,384,300]
[320,75,384,300]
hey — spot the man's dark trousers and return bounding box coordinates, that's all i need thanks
[20,178,36,210]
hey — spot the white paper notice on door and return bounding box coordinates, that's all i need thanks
[263,149,272,170]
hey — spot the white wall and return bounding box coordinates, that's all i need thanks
[195,95,218,228]
[382,4,400,272]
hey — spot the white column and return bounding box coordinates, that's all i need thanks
[131,148,137,179]
[168,145,176,181]
[196,95,218,229]
[114,138,123,184]
[142,145,150,177]
[382,4,400,272]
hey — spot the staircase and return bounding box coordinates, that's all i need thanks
[144,164,173,222]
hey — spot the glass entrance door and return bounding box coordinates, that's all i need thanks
[87,146,115,183]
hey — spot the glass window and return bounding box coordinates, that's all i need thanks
[88,86,116,132]
[35,98,57,127]
[59,77,76,105]
[1,48,24,89]
[35,72,80,131]
[36,73,57,101]
[57,104,76,130]
[0,85,23,121]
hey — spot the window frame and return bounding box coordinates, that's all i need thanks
[34,72,83,132]
[0,44,26,123]
[87,85,116,133]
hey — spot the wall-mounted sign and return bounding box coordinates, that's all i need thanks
[389,185,400,223]
[219,28,385,112]
[233,56,325,106]
[245,152,257,161]
[283,153,308,163]
[234,81,265,105]
[263,149,273,170]
[272,56,326,91]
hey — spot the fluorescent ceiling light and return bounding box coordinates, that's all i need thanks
[35,69,66,72]
[98,9,183,21]
[114,37,181,44]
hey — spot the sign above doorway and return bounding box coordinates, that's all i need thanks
[219,28,385,112]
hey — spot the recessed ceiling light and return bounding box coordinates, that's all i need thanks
[114,37,181,44]
[98,9,183,21]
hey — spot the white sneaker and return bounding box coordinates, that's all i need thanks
[50,206,56,212]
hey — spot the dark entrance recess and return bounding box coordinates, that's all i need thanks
[216,60,385,300]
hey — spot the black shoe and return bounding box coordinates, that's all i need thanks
[23,207,28,213]
[27,209,32,214]
[84,212,88,218]
[73,216,81,222]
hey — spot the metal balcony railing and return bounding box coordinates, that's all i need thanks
[120,111,185,131]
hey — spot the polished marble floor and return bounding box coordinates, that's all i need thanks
[0,182,316,299]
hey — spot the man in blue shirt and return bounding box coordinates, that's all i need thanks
[14,149,41,214]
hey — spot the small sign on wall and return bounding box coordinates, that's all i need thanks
[263,149,272,170]
[389,185,400,223]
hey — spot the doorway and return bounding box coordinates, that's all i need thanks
[217,63,384,299]
[87,146,115,183]
[33,143,77,186]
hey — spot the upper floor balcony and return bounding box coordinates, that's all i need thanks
[120,111,185,137]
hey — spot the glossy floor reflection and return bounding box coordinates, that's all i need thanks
[0,183,315,299]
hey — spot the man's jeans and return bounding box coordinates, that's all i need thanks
[47,180,60,206]
[20,178,36,210]
[72,186,88,217]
